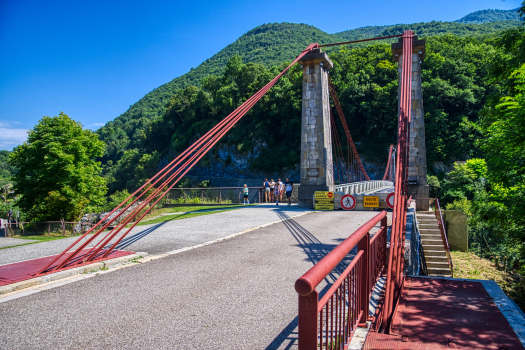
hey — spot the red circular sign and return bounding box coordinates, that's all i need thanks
[386,192,395,209]
[340,194,356,210]
[327,192,334,198]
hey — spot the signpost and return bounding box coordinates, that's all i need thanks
[314,191,334,210]
[385,192,395,209]
[340,194,356,210]
[363,196,379,208]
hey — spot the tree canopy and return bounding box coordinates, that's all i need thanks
[9,113,107,221]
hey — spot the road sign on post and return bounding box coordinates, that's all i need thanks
[363,196,379,208]
[314,191,334,210]
[386,192,395,209]
[340,194,356,210]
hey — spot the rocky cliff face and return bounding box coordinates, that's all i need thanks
[186,145,387,183]
[188,145,301,181]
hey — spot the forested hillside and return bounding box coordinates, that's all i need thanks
[97,14,523,171]
[97,24,346,166]
[94,7,524,194]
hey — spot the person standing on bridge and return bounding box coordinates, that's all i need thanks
[242,184,249,205]
[284,178,293,206]
[277,178,284,203]
[263,178,270,202]
[269,179,275,202]
[274,182,281,206]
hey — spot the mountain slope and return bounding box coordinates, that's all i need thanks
[455,8,521,24]
[98,23,347,162]
[97,9,523,181]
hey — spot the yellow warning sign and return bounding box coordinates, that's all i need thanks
[363,196,379,208]
[314,191,334,211]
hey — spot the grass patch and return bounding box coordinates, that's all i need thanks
[451,251,524,313]
[133,209,236,226]
[0,233,86,250]
[138,205,245,222]
[1,205,251,249]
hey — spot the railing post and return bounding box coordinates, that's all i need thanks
[358,231,370,326]
[381,216,388,267]
[219,189,222,204]
[298,290,319,350]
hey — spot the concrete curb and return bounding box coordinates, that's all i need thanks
[0,252,148,296]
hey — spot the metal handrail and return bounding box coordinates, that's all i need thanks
[434,198,453,276]
[414,198,454,276]
[295,211,388,349]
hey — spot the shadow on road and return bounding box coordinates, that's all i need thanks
[108,222,169,250]
[266,211,357,350]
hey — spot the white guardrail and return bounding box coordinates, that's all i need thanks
[335,180,394,195]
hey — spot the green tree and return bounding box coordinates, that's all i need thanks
[9,112,107,221]
[477,65,525,258]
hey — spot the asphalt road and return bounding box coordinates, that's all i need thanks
[0,204,312,265]
[0,208,380,349]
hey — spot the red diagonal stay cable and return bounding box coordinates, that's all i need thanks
[38,44,318,274]
[382,145,394,181]
[327,75,371,181]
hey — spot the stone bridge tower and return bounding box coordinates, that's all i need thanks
[297,48,335,208]
[392,36,429,209]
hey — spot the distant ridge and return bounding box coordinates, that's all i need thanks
[455,8,521,24]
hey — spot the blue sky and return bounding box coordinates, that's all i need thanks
[0,0,522,150]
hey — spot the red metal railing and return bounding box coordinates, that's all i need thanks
[434,198,453,276]
[295,211,388,350]
[380,30,413,334]
[421,198,453,276]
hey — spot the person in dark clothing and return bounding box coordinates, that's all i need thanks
[284,178,293,206]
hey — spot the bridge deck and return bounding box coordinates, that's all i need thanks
[0,208,380,349]
[364,276,524,349]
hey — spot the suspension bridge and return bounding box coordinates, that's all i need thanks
[0,31,524,349]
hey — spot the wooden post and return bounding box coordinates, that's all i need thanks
[219,189,222,204]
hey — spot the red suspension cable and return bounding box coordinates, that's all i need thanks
[36,44,318,275]
[327,75,371,181]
